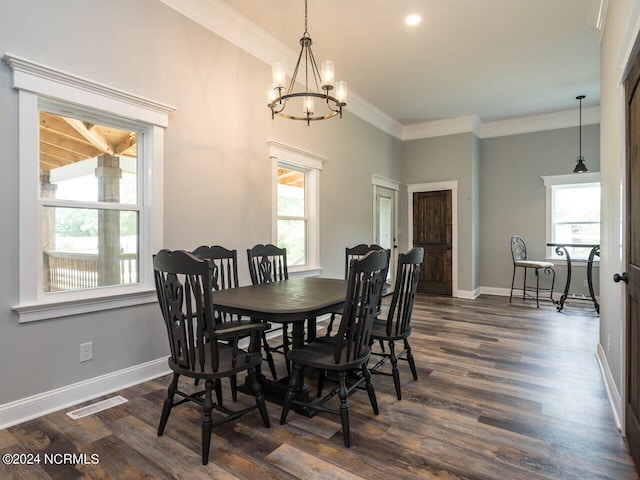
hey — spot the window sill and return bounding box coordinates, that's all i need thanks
[13,290,157,323]
[545,258,600,267]
[288,266,323,278]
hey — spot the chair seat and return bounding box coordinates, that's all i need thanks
[169,343,262,379]
[286,341,371,371]
[370,319,411,341]
[514,260,554,269]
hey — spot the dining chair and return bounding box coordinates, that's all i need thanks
[191,245,242,401]
[369,248,424,400]
[509,235,555,308]
[280,250,388,447]
[153,249,270,465]
[325,244,389,338]
[247,243,290,379]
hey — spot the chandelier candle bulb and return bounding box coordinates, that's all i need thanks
[267,82,278,103]
[336,81,348,104]
[321,60,334,88]
[272,63,285,89]
[304,97,314,115]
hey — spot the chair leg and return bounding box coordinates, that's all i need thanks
[214,379,223,406]
[326,313,336,336]
[522,268,527,301]
[317,369,325,397]
[535,268,540,308]
[338,370,351,448]
[158,373,179,436]
[247,367,270,428]
[201,379,214,465]
[389,341,402,400]
[405,338,418,381]
[362,365,379,415]
[262,332,278,380]
[230,375,238,402]
[280,363,304,425]
[509,266,516,303]
[283,323,291,376]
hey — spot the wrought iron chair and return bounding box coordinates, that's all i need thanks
[280,250,387,447]
[509,235,555,308]
[369,248,424,400]
[247,244,290,379]
[153,249,270,465]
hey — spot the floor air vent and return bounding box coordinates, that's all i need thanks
[66,395,128,420]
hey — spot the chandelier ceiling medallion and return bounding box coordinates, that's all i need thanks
[573,95,588,173]
[267,0,347,125]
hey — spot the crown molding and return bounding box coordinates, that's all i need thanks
[402,115,481,141]
[477,106,600,139]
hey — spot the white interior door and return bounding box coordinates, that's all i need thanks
[375,186,397,291]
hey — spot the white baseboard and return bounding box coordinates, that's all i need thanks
[478,286,512,297]
[0,357,170,430]
[596,343,623,431]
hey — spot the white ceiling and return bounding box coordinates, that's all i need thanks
[219,0,602,127]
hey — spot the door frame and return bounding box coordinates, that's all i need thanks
[372,175,400,289]
[407,180,459,297]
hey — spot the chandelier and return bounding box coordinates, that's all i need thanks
[267,0,347,125]
[573,95,588,173]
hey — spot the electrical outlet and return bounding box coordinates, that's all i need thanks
[584,279,588,287]
[607,334,611,352]
[80,342,93,362]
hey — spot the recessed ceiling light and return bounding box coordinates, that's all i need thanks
[405,14,421,26]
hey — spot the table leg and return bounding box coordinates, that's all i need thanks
[554,245,572,312]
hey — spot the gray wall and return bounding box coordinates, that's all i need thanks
[400,133,476,293]
[479,124,601,296]
[0,0,401,406]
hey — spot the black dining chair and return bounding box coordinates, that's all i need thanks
[247,244,290,379]
[324,244,389,338]
[369,248,424,400]
[280,250,387,447]
[191,245,242,401]
[153,249,270,465]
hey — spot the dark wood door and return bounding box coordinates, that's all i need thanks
[413,190,452,295]
[625,44,640,470]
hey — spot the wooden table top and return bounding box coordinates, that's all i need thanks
[213,277,348,323]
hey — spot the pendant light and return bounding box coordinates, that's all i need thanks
[573,95,588,173]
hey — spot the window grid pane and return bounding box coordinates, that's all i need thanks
[277,166,307,266]
[551,183,600,259]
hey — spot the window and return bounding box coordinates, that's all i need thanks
[542,173,601,260]
[5,54,174,322]
[41,110,141,293]
[277,166,307,266]
[269,141,323,272]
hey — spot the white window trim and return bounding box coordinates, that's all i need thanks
[268,141,324,276]
[4,53,175,322]
[541,172,601,263]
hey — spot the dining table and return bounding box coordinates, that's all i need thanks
[546,243,600,313]
[213,276,348,414]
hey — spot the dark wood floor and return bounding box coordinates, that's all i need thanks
[1,294,638,479]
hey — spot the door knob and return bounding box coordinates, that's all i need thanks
[613,272,629,284]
